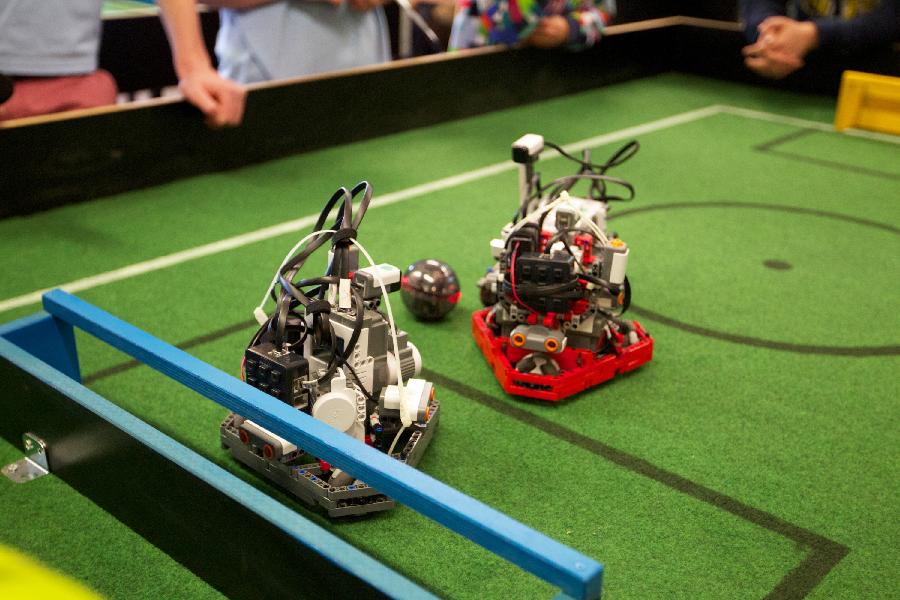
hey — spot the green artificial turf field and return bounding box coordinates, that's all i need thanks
[102,1,158,18]
[1,72,898,599]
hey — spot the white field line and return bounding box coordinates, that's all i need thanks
[715,104,900,144]
[0,105,722,315]
[4,102,891,315]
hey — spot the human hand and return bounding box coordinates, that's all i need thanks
[741,16,818,79]
[742,44,805,78]
[526,16,570,48]
[757,16,819,57]
[178,65,246,127]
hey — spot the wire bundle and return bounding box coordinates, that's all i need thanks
[249,182,374,395]
[513,140,640,224]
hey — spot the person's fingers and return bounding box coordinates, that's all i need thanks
[209,103,228,128]
[527,31,550,47]
[745,50,802,79]
[213,81,239,127]
[744,55,769,74]
[181,82,219,119]
[745,54,782,78]
[529,31,560,48]
[742,42,763,56]
[214,82,245,127]
[537,16,568,44]
[765,48,804,69]
[758,15,790,33]
[227,84,246,126]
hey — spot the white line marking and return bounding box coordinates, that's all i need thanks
[0,106,721,314]
[3,102,891,315]
[716,105,900,144]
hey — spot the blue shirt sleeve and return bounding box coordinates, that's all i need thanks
[812,0,900,54]
[739,0,788,42]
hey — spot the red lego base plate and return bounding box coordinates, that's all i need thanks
[471,308,654,402]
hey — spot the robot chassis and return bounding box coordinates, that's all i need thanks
[221,182,439,517]
[473,134,654,402]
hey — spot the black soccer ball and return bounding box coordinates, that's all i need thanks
[401,259,461,321]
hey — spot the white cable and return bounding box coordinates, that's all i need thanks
[257,230,409,452]
[349,236,409,457]
[505,194,566,237]
[253,229,336,324]
[386,426,406,457]
[506,191,611,247]
[556,191,611,246]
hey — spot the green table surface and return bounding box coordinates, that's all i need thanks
[102,1,158,18]
[1,72,898,599]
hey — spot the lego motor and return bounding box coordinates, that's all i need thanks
[221,181,440,517]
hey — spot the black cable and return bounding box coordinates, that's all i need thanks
[544,140,638,173]
[504,277,581,295]
[542,173,635,204]
[538,140,639,206]
[620,276,631,314]
[268,182,373,350]
[316,290,365,385]
[343,360,375,403]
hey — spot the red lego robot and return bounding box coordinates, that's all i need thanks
[473,134,654,402]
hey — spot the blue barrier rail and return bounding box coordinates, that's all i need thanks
[11,289,604,599]
[0,332,434,599]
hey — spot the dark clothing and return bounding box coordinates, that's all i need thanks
[740,0,900,54]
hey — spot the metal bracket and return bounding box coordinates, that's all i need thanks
[2,433,49,483]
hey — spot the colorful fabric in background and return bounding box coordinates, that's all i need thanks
[449,0,612,50]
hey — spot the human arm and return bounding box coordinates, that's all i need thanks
[738,0,787,42]
[156,0,246,126]
[741,0,899,55]
[810,0,900,54]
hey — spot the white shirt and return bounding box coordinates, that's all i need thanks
[216,1,391,84]
[0,0,104,75]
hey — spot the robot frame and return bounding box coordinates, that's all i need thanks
[221,182,439,517]
[473,134,654,402]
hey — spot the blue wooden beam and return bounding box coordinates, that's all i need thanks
[0,334,433,600]
[0,312,81,381]
[41,289,603,600]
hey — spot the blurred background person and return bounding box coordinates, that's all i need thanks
[208,0,392,84]
[740,0,900,79]
[0,0,245,124]
[449,0,614,50]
